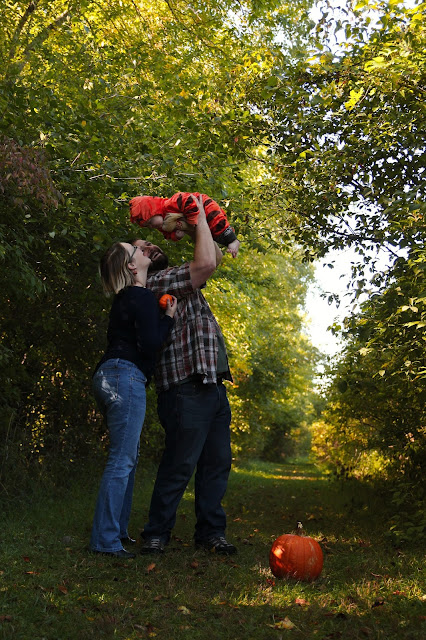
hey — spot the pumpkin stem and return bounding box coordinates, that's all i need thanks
[296,521,303,536]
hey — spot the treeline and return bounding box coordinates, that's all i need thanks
[0,0,318,493]
[0,0,424,541]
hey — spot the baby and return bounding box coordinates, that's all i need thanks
[129,192,240,257]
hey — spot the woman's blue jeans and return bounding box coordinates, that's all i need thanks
[90,359,146,553]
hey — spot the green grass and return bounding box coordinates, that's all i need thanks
[1,459,424,639]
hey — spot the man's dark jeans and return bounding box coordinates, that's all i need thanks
[143,378,232,543]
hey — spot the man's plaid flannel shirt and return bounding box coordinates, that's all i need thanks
[146,263,231,392]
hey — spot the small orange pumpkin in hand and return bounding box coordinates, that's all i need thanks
[158,294,174,310]
[269,522,323,581]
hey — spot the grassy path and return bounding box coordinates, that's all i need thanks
[1,459,424,639]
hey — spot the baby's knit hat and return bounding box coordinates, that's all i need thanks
[129,196,167,225]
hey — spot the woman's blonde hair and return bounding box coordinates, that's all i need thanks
[99,242,134,295]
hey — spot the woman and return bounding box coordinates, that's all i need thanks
[90,242,176,558]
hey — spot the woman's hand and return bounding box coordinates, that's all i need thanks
[165,295,178,318]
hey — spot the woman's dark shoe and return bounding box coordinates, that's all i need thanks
[120,536,136,545]
[91,549,136,559]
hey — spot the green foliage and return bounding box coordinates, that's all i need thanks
[1,0,423,536]
[0,0,318,490]
[206,251,318,459]
[242,0,426,260]
[285,1,426,539]
[311,248,426,541]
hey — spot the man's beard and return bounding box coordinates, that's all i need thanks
[148,251,169,271]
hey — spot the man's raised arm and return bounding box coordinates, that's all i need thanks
[189,195,217,289]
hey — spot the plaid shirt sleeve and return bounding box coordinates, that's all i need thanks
[146,263,194,300]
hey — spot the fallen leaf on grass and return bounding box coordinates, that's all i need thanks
[133,624,150,631]
[145,623,156,635]
[25,571,40,575]
[153,595,163,601]
[22,556,30,562]
[146,563,156,573]
[269,616,296,630]
[371,598,385,608]
[190,560,199,569]
[294,598,309,606]
[360,627,372,637]
[0,615,12,622]
[178,606,191,615]
[57,585,68,594]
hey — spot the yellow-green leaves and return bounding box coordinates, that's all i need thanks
[344,87,364,110]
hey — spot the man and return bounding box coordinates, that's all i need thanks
[132,196,237,555]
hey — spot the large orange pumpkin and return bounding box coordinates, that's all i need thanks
[269,522,323,581]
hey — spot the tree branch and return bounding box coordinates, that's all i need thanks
[7,6,72,79]
[163,0,221,51]
[7,1,39,63]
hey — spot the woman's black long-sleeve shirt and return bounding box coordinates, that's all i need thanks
[95,286,174,382]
